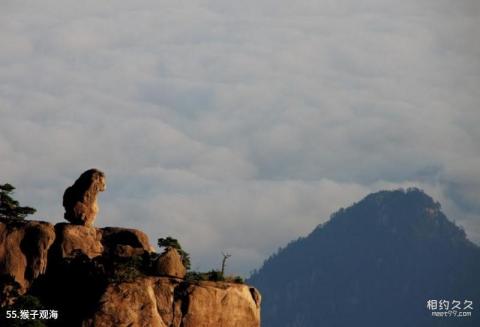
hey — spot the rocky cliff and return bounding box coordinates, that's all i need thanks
[0,219,260,327]
[85,277,260,327]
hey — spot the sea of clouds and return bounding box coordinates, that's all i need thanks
[1,0,479,275]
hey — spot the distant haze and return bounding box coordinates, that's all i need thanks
[1,0,479,276]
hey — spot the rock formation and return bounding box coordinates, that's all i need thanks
[0,220,55,291]
[49,224,155,260]
[63,169,106,226]
[101,227,155,254]
[0,219,261,327]
[179,281,261,327]
[52,223,104,259]
[153,247,186,278]
[84,278,260,327]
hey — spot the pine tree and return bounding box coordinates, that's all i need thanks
[0,183,36,220]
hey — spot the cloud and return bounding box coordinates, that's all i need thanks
[1,0,479,275]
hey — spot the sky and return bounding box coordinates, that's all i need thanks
[1,0,479,276]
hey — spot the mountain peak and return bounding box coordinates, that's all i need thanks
[363,187,438,208]
[314,188,466,245]
[249,188,480,327]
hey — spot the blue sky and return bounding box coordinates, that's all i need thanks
[1,0,479,276]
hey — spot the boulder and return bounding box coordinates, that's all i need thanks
[51,223,103,259]
[154,247,186,278]
[50,224,154,260]
[101,227,155,254]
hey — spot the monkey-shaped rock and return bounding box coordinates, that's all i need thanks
[63,169,106,227]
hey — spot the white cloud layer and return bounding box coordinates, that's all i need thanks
[1,0,479,275]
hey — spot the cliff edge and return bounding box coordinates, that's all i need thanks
[0,219,260,327]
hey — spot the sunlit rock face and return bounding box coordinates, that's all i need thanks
[0,219,261,327]
[63,169,106,227]
[83,277,261,327]
[153,247,186,279]
[0,220,55,291]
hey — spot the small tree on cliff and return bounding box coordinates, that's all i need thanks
[220,252,231,276]
[0,183,36,220]
[158,236,191,270]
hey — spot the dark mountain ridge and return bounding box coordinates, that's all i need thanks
[248,188,480,327]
